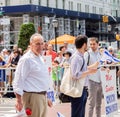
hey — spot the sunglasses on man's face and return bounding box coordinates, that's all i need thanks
[109,50,113,52]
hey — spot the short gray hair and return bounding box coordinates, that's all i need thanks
[30,33,44,43]
[108,46,114,51]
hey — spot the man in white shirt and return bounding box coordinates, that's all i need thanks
[13,33,52,117]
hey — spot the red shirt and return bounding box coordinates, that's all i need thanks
[46,50,57,62]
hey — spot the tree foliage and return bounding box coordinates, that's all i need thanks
[18,23,35,52]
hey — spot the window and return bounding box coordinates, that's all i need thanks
[68,1,73,10]
[29,0,32,4]
[117,0,119,4]
[5,0,10,6]
[92,6,96,14]
[56,0,58,8]
[99,8,103,14]
[47,0,49,7]
[77,3,81,12]
[85,5,89,13]
[113,0,115,3]
[63,0,65,9]
[39,0,41,5]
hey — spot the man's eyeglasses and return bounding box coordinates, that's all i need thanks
[109,50,113,52]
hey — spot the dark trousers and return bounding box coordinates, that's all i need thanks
[70,87,88,117]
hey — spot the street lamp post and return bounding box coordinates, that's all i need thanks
[52,19,58,52]
[107,24,112,45]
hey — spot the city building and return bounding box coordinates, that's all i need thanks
[0,0,120,48]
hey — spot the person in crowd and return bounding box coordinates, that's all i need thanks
[55,51,65,65]
[55,51,65,78]
[45,44,57,62]
[108,46,120,96]
[42,40,48,55]
[13,33,52,117]
[18,48,23,56]
[59,46,66,55]
[4,50,21,86]
[70,35,98,117]
[64,41,74,54]
[52,60,61,96]
[61,51,72,76]
[1,48,8,62]
[84,37,102,117]
[7,44,19,65]
[10,50,21,67]
[0,55,6,96]
[108,46,116,57]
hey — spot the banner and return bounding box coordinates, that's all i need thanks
[101,69,118,116]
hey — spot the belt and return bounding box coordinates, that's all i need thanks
[23,90,46,95]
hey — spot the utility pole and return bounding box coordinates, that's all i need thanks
[115,9,120,49]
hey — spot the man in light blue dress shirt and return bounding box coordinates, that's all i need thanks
[70,35,98,117]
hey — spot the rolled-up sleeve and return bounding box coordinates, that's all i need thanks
[71,55,83,79]
[13,58,30,96]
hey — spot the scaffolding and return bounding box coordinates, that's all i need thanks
[64,18,70,34]
[58,18,64,36]
[0,15,83,50]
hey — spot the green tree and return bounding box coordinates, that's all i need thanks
[18,23,35,52]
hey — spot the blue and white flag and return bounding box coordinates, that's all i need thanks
[100,49,120,63]
[57,112,65,117]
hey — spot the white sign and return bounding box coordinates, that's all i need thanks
[43,56,55,102]
[23,14,29,24]
[101,69,118,116]
[0,18,10,25]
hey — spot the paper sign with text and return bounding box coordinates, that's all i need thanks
[43,56,55,102]
[101,69,118,116]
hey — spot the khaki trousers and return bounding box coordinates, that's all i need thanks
[23,92,47,117]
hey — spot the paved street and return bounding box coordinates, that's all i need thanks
[0,97,120,117]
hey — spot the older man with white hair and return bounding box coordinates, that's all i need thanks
[13,33,52,117]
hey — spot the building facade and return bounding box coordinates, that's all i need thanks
[0,0,120,48]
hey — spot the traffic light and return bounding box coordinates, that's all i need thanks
[116,34,120,41]
[102,16,108,23]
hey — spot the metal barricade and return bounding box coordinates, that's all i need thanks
[0,67,16,103]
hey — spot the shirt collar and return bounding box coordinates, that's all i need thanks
[89,48,99,53]
[29,50,41,58]
[75,50,84,57]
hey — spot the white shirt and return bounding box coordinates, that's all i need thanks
[13,50,50,96]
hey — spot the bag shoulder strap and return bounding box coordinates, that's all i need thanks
[81,57,85,71]
[87,51,90,65]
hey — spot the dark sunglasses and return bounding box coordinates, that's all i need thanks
[109,50,113,52]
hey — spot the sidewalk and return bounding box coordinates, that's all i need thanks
[47,97,120,117]
[0,97,120,117]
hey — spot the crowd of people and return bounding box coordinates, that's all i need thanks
[0,33,120,117]
[0,45,22,96]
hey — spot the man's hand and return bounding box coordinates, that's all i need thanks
[15,93,23,112]
[47,99,53,107]
[15,99,23,111]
